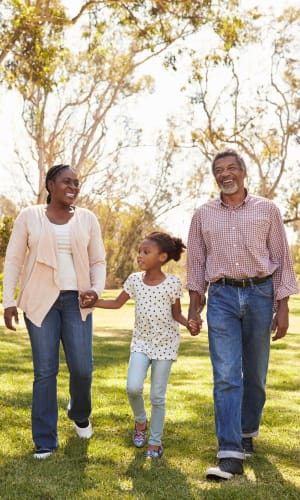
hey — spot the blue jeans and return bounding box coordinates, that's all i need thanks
[24,291,93,451]
[207,278,273,459]
[126,352,173,446]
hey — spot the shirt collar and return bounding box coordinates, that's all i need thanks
[218,189,249,208]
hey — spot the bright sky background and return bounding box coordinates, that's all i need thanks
[0,0,298,240]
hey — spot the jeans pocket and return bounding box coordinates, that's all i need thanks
[253,281,273,298]
[208,283,222,297]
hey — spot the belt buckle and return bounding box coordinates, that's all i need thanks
[242,279,246,288]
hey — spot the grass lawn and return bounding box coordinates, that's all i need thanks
[0,293,299,499]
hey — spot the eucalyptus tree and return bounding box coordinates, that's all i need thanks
[0,1,262,283]
[0,0,252,205]
[182,6,300,223]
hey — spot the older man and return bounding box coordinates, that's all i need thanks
[187,149,298,480]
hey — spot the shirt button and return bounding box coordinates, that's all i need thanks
[236,262,239,266]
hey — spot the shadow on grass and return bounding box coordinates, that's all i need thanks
[267,380,300,392]
[0,439,99,500]
[0,328,209,374]
[242,454,300,500]
[1,325,299,498]
[125,452,195,499]
[197,457,300,500]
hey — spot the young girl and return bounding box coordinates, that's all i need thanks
[81,231,199,458]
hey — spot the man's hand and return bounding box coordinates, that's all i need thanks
[4,306,19,331]
[188,291,206,335]
[272,299,289,341]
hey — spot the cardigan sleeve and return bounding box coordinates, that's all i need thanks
[88,212,106,295]
[2,210,29,308]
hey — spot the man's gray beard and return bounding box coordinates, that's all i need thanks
[221,182,239,195]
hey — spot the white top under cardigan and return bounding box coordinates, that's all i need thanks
[3,205,106,326]
[51,222,78,291]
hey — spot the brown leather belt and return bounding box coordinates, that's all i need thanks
[214,275,272,288]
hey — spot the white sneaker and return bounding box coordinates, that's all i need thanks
[33,450,53,459]
[74,421,93,439]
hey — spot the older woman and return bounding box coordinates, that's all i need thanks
[3,164,106,459]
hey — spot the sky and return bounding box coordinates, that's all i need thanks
[0,0,298,240]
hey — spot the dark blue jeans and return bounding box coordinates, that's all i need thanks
[24,292,93,451]
[207,278,273,459]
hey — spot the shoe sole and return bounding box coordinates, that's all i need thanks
[145,447,163,459]
[145,453,163,459]
[33,451,53,459]
[206,466,233,480]
[74,423,93,439]
[133,441,146,448]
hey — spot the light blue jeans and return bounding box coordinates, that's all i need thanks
[24,291,93,451]
[207,278,273,459]
[126,352,173,446]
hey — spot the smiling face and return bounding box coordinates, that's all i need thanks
[213,156,246,197]
[48,167,80,207]
[137,239,167,271]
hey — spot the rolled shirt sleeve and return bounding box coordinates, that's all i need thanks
[187,210,208,294]
[267,204,298,304]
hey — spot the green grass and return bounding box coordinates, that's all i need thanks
[0,294,299,499]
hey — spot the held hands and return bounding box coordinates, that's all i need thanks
[187,317,202,336]
[4,306,19,331]
[187,291,205,336]
[80,290,98,308]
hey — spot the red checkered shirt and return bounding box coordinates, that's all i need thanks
[187,193,298,305]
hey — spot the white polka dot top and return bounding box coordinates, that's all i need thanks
[123,272,183,360]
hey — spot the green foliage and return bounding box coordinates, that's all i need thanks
[291,242,300,278]
[1,0,239,93]
[0,294,299,498]
[0,0,253,205]
[1,0,67,91]
[185,5,300,221]
[0,216,14,258]
[95,201,160,288]
[0,203,17,274]
[0,195,18,219]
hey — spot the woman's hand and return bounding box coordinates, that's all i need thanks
[4,307,19,331]
[80,290,98,308]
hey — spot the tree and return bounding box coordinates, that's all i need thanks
[291,242,300,278]
[85,127,192,285]
[95,201,156,288]
[179,7,300,223]
[0,195,18,219]
[0,216,14,270]
[0,0,253,204]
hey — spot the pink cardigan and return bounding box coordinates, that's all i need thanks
[3,205,106,326]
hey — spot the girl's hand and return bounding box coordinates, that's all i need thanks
[80,290,98,308]
[187,318,201,336]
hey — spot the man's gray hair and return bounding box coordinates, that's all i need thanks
[212,149,247,174]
